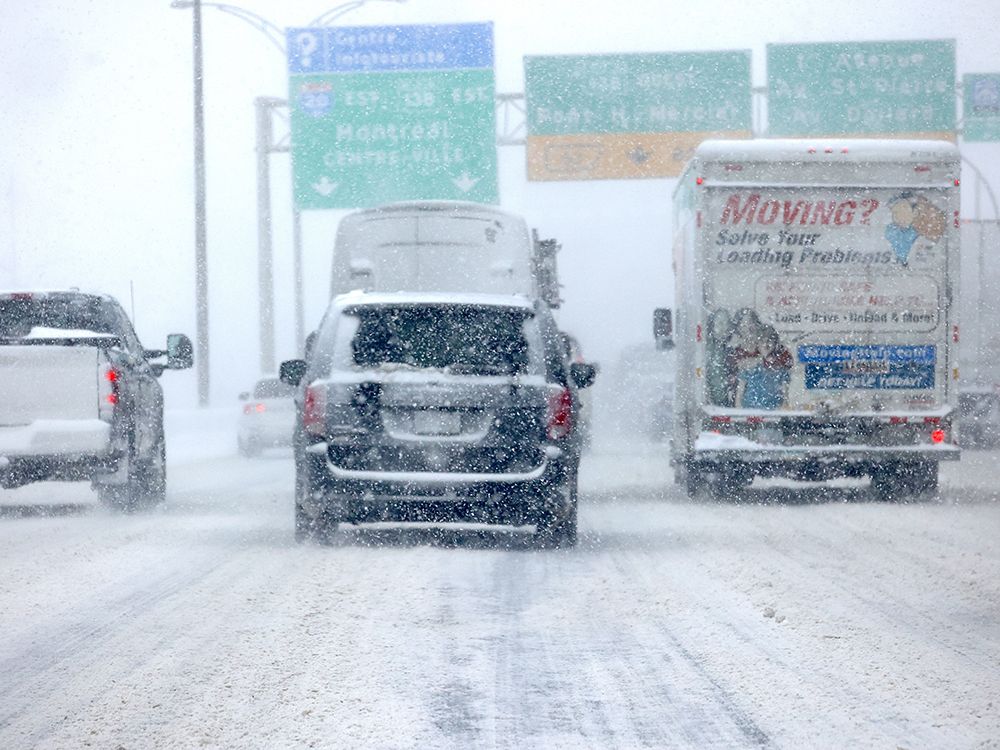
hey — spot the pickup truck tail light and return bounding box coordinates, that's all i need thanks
[546,387,573,440]
[99,365,121,422]
[303,385,326,436]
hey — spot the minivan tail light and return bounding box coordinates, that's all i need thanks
[303,385,326,436]
[546,388,573,440]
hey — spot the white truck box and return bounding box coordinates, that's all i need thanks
[658,139,961,500]
[330,201,560,306]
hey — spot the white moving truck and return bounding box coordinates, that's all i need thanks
[656,139,961,500]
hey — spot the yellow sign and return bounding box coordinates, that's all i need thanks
[526,131,752,181]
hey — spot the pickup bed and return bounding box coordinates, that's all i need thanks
[0,291,193,509]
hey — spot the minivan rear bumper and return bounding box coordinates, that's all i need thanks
[300,442,568,526]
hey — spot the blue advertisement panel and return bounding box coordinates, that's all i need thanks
[800,345,936,389]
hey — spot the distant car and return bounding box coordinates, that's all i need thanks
[237,377,297,457]
[959,388,1000,449]
[607,343,675,441]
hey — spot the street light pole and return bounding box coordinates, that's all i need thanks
[174,0,406,383]
[192,0,210,406]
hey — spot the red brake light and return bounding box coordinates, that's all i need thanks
[255,403,266,413]
[695,176,704,185]
[303,385,326,436]
[931,429,946,444]
[99,366,121,420]
[546,388,573,440]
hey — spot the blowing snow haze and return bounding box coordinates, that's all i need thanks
[2,0,998,407]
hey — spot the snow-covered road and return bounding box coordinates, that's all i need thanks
[1,411,998,749]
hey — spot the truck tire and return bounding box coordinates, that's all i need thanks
[710,463,751,502]
[682,462,705,498]
[99,430,166,511]
[873,461,938,502]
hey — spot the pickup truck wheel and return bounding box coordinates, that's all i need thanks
[140,435,167,506]
[99,432,166,511]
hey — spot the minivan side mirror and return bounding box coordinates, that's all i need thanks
[280,359,308,387]
[653,308,675,350]
[570,362,597,389]
[166,333,194,369]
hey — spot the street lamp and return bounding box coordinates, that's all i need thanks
[172,0,406,399]
[173,0,210,406]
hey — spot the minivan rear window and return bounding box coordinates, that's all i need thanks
[347,305,532,375]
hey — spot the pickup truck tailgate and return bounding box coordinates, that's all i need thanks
[0,345,111,455]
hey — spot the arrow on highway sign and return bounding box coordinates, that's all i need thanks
[451,172,481,193]
[312,176,339,196]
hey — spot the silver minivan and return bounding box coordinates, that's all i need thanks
[280,291,596,547]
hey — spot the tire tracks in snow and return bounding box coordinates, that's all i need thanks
[485,540,772,748]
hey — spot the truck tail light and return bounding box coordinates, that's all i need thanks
[99,365,121,422]
[546,388,573,440]
[303,385,326,436]
[930,428,946,444]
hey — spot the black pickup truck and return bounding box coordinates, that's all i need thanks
[0,290,193,509]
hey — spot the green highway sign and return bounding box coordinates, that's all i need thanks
[287,23,498,209]
[963,74,1000,142]
[767,40,956,138]
[524,51,751,180]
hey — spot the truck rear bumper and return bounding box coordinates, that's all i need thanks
[694,444,959,463]
[0,420,111,456]
[0,451,123,489]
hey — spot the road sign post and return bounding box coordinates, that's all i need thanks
[767,40,956,139]
[287,22,498,208]
[524,51,752,180]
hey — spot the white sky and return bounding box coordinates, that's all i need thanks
[2,0,1000,406]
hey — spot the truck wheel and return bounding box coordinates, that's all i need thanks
[873,462,938,502]
[871,464,903,502]
[137,434,167,506]
[711,464,751,502]
[682,463,705,498]
[99,431,166,511]
[906,460,939,500]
